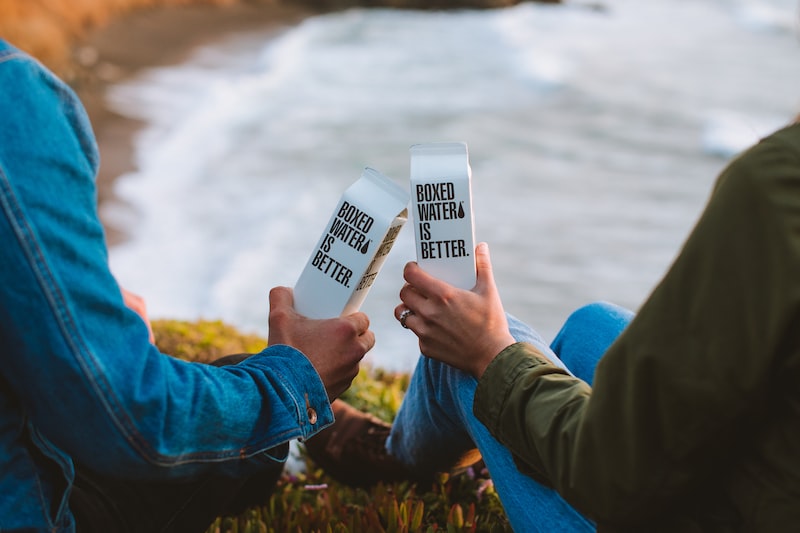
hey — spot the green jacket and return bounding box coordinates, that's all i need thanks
[474,123,800,531]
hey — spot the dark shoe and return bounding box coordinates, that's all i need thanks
[304,400,482,488]
[304,400,415,488]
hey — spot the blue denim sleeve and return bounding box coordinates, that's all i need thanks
[0,41,333,479]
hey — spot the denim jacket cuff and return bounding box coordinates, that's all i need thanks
[250,344,334,442]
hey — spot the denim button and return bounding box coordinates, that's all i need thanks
[307,407,318,425]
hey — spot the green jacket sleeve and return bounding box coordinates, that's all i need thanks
[474,124,800,526]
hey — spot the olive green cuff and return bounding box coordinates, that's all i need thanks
[473,342,560,435]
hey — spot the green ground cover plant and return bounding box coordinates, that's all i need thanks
[153,319,512,532]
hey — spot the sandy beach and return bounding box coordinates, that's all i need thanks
[74,2,317,245]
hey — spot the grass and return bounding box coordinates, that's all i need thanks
[152,319,511,532]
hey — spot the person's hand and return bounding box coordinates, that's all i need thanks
[267,286,374,400]
[394,242,515,379]
[121,287,155,343]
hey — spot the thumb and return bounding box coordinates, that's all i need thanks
[473,242,497,294]
[269,286,296,313]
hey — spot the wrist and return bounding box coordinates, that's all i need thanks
[473,334,516,379]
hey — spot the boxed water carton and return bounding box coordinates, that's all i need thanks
[410,142,476,289]
[294,167,409,318]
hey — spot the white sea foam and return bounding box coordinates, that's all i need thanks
[735,0,798,33]
[106,0,800,371]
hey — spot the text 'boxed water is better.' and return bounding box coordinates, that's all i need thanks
[294,168,409,319]
[410,142,476,289]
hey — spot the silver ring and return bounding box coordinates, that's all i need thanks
[399,309,414,329]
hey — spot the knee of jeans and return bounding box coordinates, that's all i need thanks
[565,301,633,330]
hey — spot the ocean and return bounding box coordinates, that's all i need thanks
[105,0,800,371]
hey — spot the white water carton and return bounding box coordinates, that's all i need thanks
[294,168,409,319]
[410,142,476,289]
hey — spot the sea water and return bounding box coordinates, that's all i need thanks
[105,0,800,371]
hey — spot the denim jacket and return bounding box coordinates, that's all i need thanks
[0,40,333,532]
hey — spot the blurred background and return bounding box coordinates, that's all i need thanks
[4,0,799,371]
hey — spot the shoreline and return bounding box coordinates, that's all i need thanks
[74,3,316,246]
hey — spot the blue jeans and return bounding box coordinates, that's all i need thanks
[387,302,634,532]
